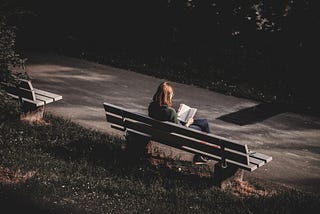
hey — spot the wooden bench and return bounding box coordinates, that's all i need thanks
[3,79,62,121]
[103,102,272,187]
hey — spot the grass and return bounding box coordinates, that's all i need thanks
[0,99,319,213]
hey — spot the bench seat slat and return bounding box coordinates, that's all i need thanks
[181,146,257,171]
[4,79,62,110]
[34,88,62,101]
[249,152,272,163]
[7,93,44,107]
[22,97,44,107]
[249,156,265,167]
[35,94,54,104]
[226,160,258,172]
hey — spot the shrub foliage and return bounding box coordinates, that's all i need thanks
[0,4,28,121]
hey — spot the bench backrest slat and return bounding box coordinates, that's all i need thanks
[250,152,272,163]
[152,121,248,153]
[104,103,154,124]
[104,103,248,153]
[5,84,36,101]
[106,111,249,165]
[34,88,63,101]
[19,79,34,91]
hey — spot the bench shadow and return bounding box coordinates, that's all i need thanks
[0,187,82,214]
[217,102,286,125]
[42,138,214,188]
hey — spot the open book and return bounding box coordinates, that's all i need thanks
[177,103,197,123]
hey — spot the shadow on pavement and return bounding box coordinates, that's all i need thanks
[217,102,286,125]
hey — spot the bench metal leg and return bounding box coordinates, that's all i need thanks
[124,134,244,189]
[212,163,244,189]
[125,131,151,160]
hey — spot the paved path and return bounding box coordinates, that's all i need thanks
[17,51,320,193]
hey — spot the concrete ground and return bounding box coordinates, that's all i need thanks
[15,51,320,193]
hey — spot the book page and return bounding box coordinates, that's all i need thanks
[177,104,190,122]
[187,108,197,121]
[177,103,197,122]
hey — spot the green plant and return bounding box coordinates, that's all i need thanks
[0,2,27,84]
[0,3,29,123]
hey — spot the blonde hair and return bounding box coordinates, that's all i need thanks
[152,82,173,107]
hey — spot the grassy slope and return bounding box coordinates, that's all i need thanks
[0,98,319,213]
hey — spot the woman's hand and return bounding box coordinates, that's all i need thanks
[185,118,194,127]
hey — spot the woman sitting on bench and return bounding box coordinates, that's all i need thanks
[148,81,211,164]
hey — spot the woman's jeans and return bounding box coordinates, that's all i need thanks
[181,119,211,133]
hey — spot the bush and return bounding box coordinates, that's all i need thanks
[0,3,27,84]
[0,92,20,123]
[0,4,28,122]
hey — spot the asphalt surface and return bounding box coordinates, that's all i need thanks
[16,51,320,193]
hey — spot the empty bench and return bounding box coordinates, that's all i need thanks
[103,102,272,187]
[3,79,62,121]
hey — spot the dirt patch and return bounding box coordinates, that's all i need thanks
[148,156,276,198]
[0,166,36,185]
[226,179,276,198]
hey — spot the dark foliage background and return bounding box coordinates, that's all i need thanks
[4,0,319,115]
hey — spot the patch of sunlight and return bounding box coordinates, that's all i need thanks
[26,64,116,82]
[28,64,75,72]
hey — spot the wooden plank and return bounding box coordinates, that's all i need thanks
[152,131,248,165]
[4,85,20,96]
[106,113,124,126]
[35,94,54,104]
[180,146,222,162]
[22,97,44,107]
[249,152,272,163]
[152,121,248,153]
[5,85,35,101]
[103,102,248,153]
[6,93,19,100]
[7,91,49,107]
[124,110,155,125]
[4,80,62,106]
[181,146,257,171]
[34,88,62,101]
[105,113,256,171]
[249,156,265,167]
[105,115,250,165]
[104,103,154,124]
[129,109,247,153]
[19,88,36,101]
[226,159,258,172]
[111,124,125,131]
[18,79,33,90]
[104,103,124,116]
[127,129,151,139]
[104,102,270,171]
